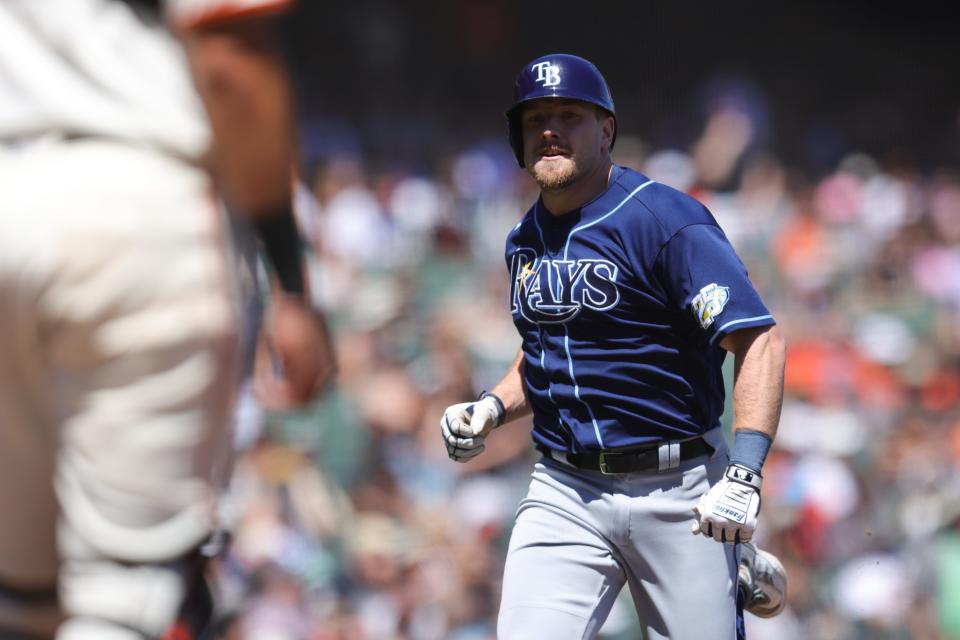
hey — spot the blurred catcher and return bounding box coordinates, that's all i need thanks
[0,0,334,638]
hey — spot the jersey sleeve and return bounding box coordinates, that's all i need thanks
[164,0,293,31]
[656,223,774,346]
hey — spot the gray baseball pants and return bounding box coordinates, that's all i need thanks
[498,427,741,640]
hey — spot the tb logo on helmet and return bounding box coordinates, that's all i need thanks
[506,54,616,167]
[531,61,561,87]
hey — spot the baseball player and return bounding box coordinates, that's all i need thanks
[0,1,333,638]
[441,53,787,639]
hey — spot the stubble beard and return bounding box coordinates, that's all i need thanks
[531,157,579,191]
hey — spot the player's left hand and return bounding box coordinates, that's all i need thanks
[692,464,762,544]
[440,395,505,463]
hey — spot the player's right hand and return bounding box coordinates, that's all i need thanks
[255,296,336,410]
[440,396,504,462]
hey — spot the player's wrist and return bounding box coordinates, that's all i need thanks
[729,429,772,474]
[478,390,506,428]
[725,463,763,490]
[253,206,306,297]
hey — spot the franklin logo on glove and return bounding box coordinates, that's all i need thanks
[692,433,769,544]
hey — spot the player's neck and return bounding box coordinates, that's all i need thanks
[540,161,613,216]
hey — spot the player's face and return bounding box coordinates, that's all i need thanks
[521,99,613,191]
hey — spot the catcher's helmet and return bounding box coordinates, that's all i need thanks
[506,53,616,167]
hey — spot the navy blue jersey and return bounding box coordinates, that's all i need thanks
[505,165,775,452]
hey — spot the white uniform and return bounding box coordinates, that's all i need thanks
[0,1,288,637]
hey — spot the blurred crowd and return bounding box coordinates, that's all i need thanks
[209,89,960,640]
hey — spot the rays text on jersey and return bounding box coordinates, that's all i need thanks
[510,250,620,324]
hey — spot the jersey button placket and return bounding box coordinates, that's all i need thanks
[538,326,563,429]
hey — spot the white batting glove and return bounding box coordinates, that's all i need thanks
[692,464,762,544]
[440,394,505,463]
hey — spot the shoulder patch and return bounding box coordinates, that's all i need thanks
[691,283,730,329]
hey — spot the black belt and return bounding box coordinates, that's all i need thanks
[537,436,714,475]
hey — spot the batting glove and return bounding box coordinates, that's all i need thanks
[692,464,762,544]
[440,393,505,463]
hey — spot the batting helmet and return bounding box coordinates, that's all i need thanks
[506,53,617,167]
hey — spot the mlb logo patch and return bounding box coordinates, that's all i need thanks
[691,283,730,329]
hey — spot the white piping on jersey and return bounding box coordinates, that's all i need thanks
[539,341,558,412]
[562,329,605,447]
[540,344,566,433]
[526,179,656,449]
[562,180,655,260]
[561,179,655,448]
[531,206,563,424]
[709,315,774,346]
[530,203,553,299]
[531,204,547,261]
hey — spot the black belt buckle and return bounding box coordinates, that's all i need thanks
[598,451,621,475]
